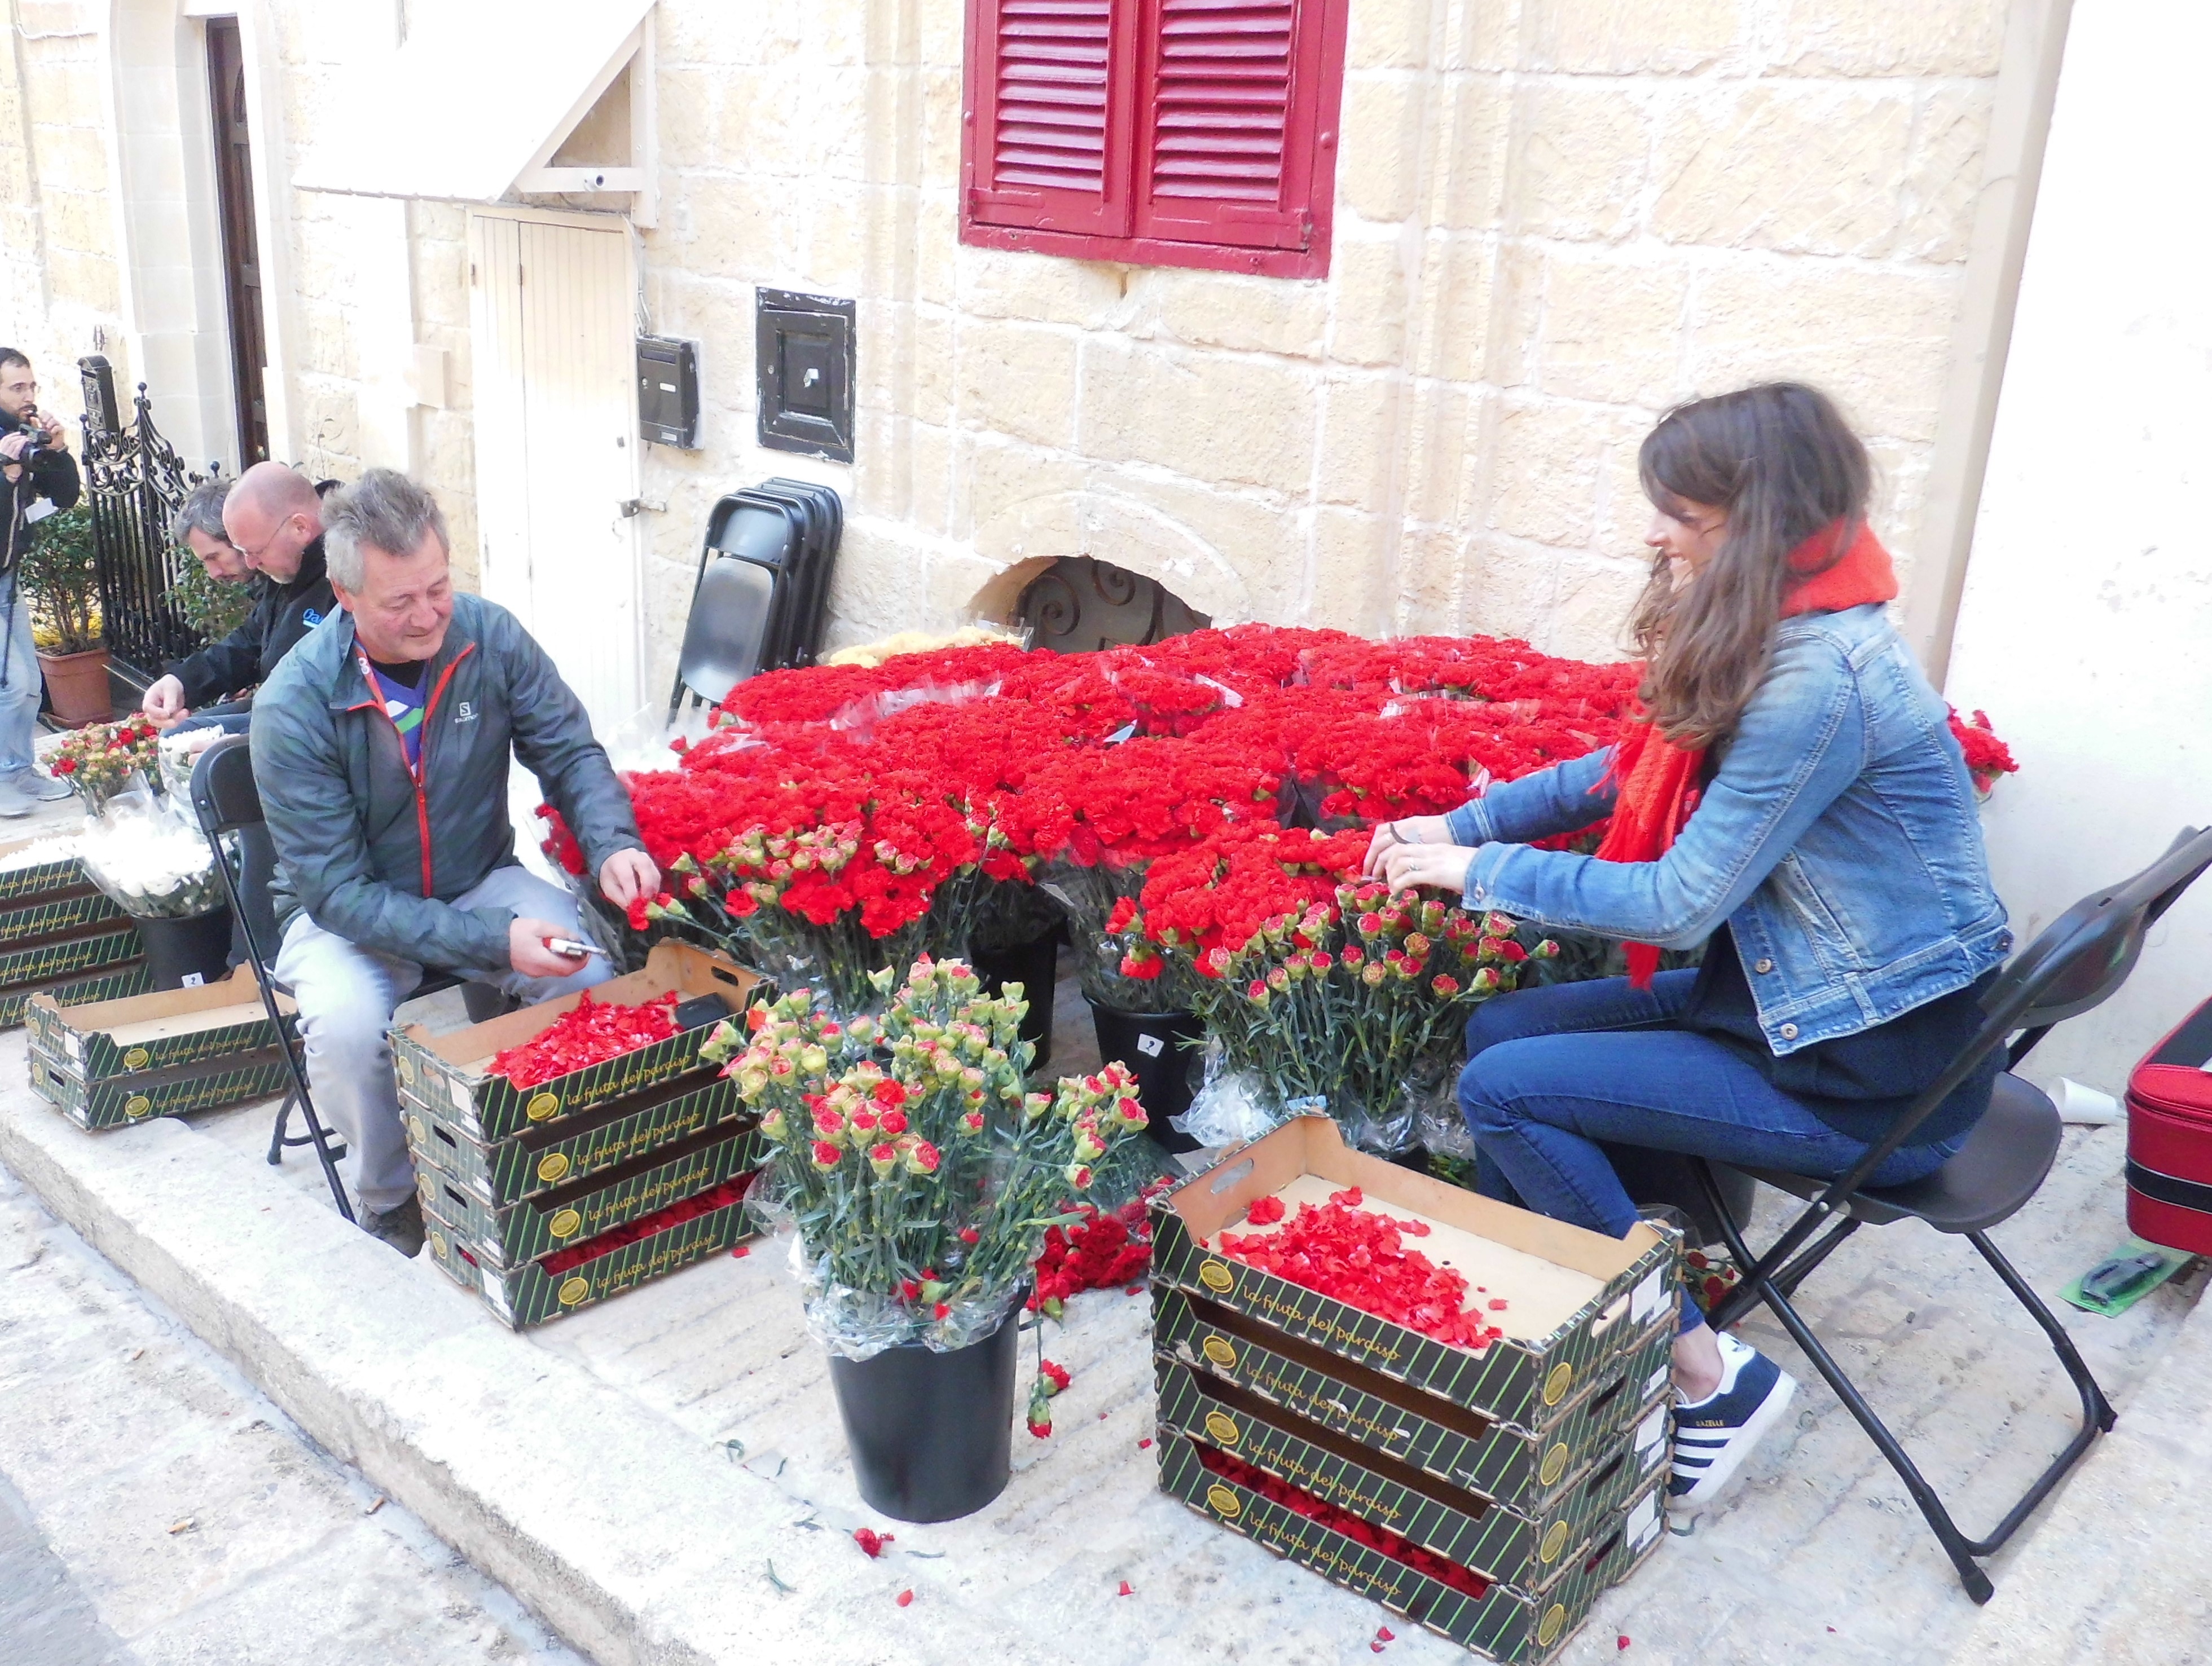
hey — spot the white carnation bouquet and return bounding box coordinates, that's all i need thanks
[76,790,229,920]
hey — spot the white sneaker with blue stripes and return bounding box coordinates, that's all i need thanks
[1668,1332,1796,1515]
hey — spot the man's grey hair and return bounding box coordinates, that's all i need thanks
[168,477,232,548]
[323,468,450,592]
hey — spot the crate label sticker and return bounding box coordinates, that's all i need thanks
[1538,1603,1567,1647]
[181,972,204,988]
[122,1045,150,1070]
[408,1114,429,1146]
[419,1175,436,1206]
[1203,1411,1241,1447]
[1201,1336,1238,1370]
[1539,1519,1571,1564]
[65,1031,87,1060]
[1630,1268,1666,1325]
[527,1091,561,1122]
[1644,1362,1669,1401]
[548,1207,583,1240]
[1198,1258,1235,1294]
[1136,1033,1164,1057]
[430,1231,447,1260]
[1634,1404,1668,1461]
[124,1095,153,1120]
[1627,1488,1660,1547]
[557,1275,591,1306]
[1205,1483,1242,1521]
[1542,1360,1575,1405]
[447,1075,472,1116]
[537,1152,571,1184]
[395,1054,416,1085]
[1539,1442,1570,1487]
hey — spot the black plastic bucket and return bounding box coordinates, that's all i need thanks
[1087,1002,1205,1154]
[970,935,1058,1070]
[137,906,235,990]
[826,1311,1021,1523]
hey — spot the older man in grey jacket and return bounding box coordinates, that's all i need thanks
[251,469,656,1255]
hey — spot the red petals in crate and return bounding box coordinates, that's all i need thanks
[1197,1447,1490,1600]
[489,991,682,1088]
[538,1173,757,1275]
[1217,1196,1502,1352]
[1243,1195,1286,1227]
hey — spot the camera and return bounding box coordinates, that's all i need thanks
[10,408,42,459]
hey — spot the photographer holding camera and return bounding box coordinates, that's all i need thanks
[0,349,82,817]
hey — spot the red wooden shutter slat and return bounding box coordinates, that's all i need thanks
[1132,0,1313,248]
[965,0,1134,234]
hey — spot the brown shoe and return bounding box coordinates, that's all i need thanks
[359,1195,426,1258]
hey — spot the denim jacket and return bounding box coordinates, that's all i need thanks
[1443,605,2011,1056]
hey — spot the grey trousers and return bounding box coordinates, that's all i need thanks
[274,865,612,1215]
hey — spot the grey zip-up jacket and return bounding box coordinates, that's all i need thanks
[249,592,643,973]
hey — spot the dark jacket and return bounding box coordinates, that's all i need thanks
[167,534,337,706]
[4,443,82,574]
[249,592,644,973]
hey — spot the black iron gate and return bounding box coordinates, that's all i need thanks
[76,356,214,687]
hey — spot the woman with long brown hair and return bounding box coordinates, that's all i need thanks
[1371,382,2009,1517]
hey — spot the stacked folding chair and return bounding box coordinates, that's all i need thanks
[668,479,843,717]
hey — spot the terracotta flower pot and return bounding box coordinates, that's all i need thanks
[38,647,112,726]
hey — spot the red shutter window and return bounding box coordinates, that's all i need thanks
[964,0,1134,239]
[962,0,1346,279]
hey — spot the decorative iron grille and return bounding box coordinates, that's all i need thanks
[75,359,215,684]
[1016,556,1210,654]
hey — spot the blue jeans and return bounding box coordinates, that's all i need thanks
[1458,974,1965,1332]
[0,587,42,778]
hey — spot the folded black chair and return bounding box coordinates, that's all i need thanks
[667,482,845,719]
[1694,824,2212,1602]
[188,735,508,1223]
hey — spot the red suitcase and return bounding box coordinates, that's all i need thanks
[2125,997,2212,1254]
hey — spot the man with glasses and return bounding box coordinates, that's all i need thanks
[143,462,336,731]
[0,349,82,817]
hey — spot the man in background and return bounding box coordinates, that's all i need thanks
[143,462,336,730]
[252,469,654,1255]
[0,348,83,816]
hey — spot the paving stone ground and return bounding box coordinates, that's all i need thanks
[166,966,2207,1666]
[0,1160,585,1666]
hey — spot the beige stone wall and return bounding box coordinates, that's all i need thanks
[6,0,2009,695]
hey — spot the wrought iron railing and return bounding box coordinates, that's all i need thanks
[76,358,214,684]
[1016,556,1210,654]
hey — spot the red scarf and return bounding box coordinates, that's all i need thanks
[1598,521,1898,985]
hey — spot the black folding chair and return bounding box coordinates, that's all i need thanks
[1693,825,2212,1602]
[188,735,509,1222]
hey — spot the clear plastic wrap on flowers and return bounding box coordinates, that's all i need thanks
[1172,1040,1282,1149]
[1412,1050,1477,1160]
[74,790,229,919]
[713,956,1154,1359]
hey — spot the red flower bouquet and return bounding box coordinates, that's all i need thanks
[709,955,1151,1355]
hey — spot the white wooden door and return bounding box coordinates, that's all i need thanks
[467,210,643,735]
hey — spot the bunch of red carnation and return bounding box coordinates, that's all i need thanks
[1029,1185,1169,1316]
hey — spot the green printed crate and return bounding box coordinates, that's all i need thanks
[1158,1434,1665,1665]
[0,959,153,1031]
[0,885,124,946]
[423,1176,759,1329]
[1156,1286,1676,1513]
[1152,1117,1677,1429]
[28,1041,292,1131]
[390,942,757,1143]
[0,922,145,1008]
[401,1066,743,1207]
[0,833,91,904]
[1153,1358,1652,1596]
[415,1117,763,1271]
[25,967,294,1077]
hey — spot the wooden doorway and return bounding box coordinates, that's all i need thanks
[205,17,269,465]
[467,210,644,736]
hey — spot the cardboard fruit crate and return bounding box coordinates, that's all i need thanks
[415,1117,764,1271]
[1156,1285,1676,1513]
[28,1040,292,1131]
[0,922,146,1020]
[389,943,757,1143]
[25,966,294,1077]
[1151,1117,1676,1429]
[0,885,124,946]
[401,1066,745,1208]
[423,1174,759,1329]
[0,832,93,904]
[1158,1431,1665,1665]
[0,959,154,1031]
[1154,1356,1656,1595]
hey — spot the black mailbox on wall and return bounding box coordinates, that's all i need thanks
[756,288,855,464]
[637,336,700,448]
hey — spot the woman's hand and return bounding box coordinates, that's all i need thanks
[1361,814,1453,879]
[1379,839,1479,898]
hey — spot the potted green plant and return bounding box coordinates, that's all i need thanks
[16,503,109,725]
